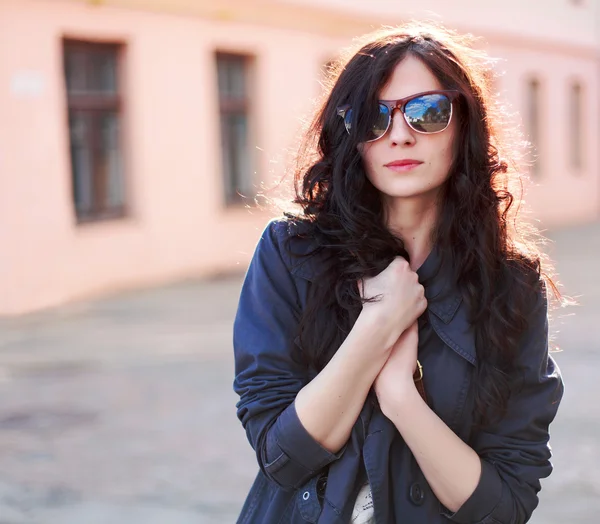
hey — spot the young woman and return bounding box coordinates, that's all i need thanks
[233,22,564,524]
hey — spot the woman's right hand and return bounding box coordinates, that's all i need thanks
[358,256,427,351]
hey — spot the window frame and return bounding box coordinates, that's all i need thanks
[525,76,542,177]
[569,80,584,173]
[63,38,128,223]
[215,51,256,207]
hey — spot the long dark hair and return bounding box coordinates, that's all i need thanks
[283,22,560,428]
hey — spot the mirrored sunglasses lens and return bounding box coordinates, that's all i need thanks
[343,108,353,134]
[344,105,390,141]
[367,103,391,141]
[405,94,452,133]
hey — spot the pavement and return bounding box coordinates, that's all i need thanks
[0,221,599,524]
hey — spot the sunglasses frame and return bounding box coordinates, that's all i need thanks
[336,89,461,142]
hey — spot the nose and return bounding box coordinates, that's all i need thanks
[387,110,416,146]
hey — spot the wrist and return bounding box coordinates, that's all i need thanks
[354,311,388,347]
[356,309,405,352]
[338,315,390,372]
[379,376,419,410]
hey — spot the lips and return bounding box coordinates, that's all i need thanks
[384,159,424,172]
[385,159,424,167]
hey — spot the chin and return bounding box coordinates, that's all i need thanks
[379,184,441,201]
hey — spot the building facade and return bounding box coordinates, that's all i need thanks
[1,0,598,314]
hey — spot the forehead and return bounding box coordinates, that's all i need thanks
[378,55,443,100]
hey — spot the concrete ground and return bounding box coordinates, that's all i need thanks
[0,221,599,524]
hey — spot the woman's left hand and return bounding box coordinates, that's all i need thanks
[374,321,419,412]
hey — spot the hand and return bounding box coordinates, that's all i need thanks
[359,257,426,350]
[374,322,419,413]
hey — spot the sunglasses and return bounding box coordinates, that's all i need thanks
[336,89,461,142]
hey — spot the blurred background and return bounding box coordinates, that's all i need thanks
[0,0,598,522]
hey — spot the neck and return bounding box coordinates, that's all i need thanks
[383,195,439,271]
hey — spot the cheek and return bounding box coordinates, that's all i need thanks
[420,141,454,188]
[433,135,456,172]
[359,144,378,177]
[359,142,372,162]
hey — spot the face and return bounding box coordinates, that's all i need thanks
[360,55,456,205]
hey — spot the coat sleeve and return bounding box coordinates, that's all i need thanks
[442,283,564,524]
[233,220,345,490]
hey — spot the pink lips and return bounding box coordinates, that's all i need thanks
[384,159,424,172]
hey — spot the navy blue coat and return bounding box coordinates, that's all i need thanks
[233,219,563,524]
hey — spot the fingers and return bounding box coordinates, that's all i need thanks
[359,257,428,344]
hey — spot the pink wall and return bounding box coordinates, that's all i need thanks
[0,0,344,314]
[488,42,599,225]
[1,0,598,315]
[283,0,599,48]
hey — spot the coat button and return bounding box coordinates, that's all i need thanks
[409,482,425,505]
[302,491,310,501]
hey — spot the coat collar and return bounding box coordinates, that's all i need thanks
[285,226,477,365]
[415,244,462,325]
[412,244,477,365]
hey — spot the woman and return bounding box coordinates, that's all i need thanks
[233,22,564,524]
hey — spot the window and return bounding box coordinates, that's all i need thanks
[570,82,583,171]
[216,53,255,205]
[63,40,126,222]
[526,78,541,176]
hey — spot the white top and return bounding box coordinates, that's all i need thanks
[351,482,376,523]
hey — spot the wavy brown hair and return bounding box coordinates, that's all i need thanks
[283,22,560,428]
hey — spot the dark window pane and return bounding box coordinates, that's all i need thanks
[69,111,94,214]
[217,55,247,99]
[220,115,233,201]
[98,112,125,208]
[229,60,246,98]
[89,50,117,94]
[232,114,251,194]
[64,49,88,94]
[222,113,251,203]
[65,45,118,94]
[217,59,229,96]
